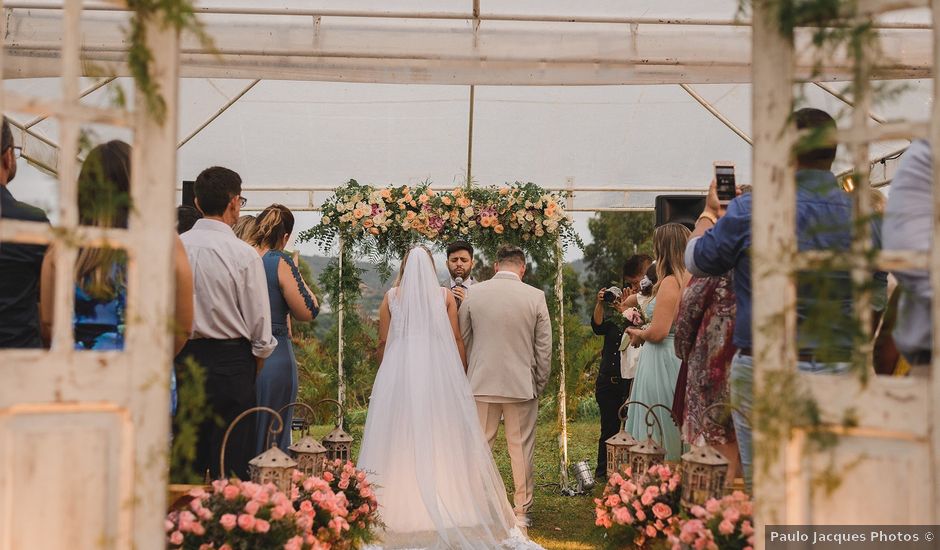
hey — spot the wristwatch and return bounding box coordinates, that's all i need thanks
[697,212,718,225]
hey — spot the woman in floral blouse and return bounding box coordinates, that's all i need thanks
[673,272,740,483]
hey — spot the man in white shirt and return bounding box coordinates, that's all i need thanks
[446,240,476,308]
[178,166,277,480]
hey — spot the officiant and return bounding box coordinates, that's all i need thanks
[446,240,476,308]
[590,254,650,479]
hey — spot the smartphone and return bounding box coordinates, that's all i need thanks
[714,162,736,205]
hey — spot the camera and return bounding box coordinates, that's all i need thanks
[603,287,622,304]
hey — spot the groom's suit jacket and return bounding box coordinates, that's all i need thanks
[458,272,553,400]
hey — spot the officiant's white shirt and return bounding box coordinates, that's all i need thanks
[181,218,276,358]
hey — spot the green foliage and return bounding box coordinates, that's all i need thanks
[124,0,214,123]
[170,357,209,484]
[583,212,655,291]
[289,257,321,340]
[298,180,581,282]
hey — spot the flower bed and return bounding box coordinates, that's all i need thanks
[165,461,380,550]
[594,464,754,550]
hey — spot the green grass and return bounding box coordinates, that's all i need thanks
[304,417,606,550]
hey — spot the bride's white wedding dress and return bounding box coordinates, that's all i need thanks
[358,248,542,550]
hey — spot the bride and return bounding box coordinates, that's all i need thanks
[358,246,541,550]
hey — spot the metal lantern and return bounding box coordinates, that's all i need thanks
[220,406,296,492]
[627,403,669,475]
[280,401,329,477]
[605,401,643,477]
[680,403,732,508]
[680,444,729,508]
[289,434,328,477]
[249,445,298,493]
[317,398,354,463]
[322,425,354,462]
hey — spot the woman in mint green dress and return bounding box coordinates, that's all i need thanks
[624,223,691,462]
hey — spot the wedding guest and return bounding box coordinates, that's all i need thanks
[685,108,887,489]
[0,117,48,348]
[589,254,649,478]
[446,240,476,307]
[233,214,257,242]
[625,223,691,461]
[179,166,276,479]
[620,263,658,384]
[673,273,740,483]
[177,205,202,234]
[249,204,319,453]
[39,141,194,355]
[884,139,933,378]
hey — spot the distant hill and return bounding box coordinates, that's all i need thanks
[301,254,588,317]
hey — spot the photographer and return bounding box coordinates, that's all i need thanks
[590,254,650,479]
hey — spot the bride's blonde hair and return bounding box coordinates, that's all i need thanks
[394,246,437,287]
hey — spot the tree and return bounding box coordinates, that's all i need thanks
[583,212,655,291]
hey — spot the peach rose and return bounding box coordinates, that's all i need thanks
[499,187,509,195]
[494,224,504,234]
[718,519,735,535]
[169,531,183,545]
[370,227,380,235]
[652,502,672,520]
[457,197,471,208]
[442,196,453,206]
[254,519,271,533]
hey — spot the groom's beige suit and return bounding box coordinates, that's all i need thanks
[458,271,553,522]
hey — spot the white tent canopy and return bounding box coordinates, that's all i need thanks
[1,0,934,260]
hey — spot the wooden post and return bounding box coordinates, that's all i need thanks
[555,238,570,488]
[337,235,346,428]
[751,0,797,535]
[930,0,940,520]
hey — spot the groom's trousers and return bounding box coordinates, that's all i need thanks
[475,398,538,519]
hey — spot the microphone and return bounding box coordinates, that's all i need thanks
[454,277,464,287]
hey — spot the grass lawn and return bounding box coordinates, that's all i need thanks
[307,416,607,550]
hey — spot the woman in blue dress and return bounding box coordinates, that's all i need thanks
[250,204,319,453]
[39,141,194,411]
[624,223,691,461]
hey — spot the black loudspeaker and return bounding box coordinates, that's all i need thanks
[654,195,706,230]
[182,180,195,207]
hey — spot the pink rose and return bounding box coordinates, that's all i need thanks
[244,500,260,515]
[646,525,657,538]
[694,538,708,550]
[636,509,646,522]
[741,520,754,536]
[168,531,183,545]
[255,519,271,533]
[299,500,314,513]
[605,494,621,507]
[612,506,633,525]
[164,519,174,532]
[219,545,232,550]
[652,502,673,520]
[690,505,708,518]
[641,485,660,506]
[190,522,205,536]
[723,507,741,523]
[705,498,721,514]
[219,514,237,531]
[222,485,239,501]
[718,519,735,535]
[322,471,335,482]
[237,514,256,532]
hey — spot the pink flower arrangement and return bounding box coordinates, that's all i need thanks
[668,492,754,550]
[165,462,381,550]
[594,464,682,548]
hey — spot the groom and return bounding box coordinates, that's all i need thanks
[458,246,553,529]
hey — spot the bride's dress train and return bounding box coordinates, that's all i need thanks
[358,249,542,550]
